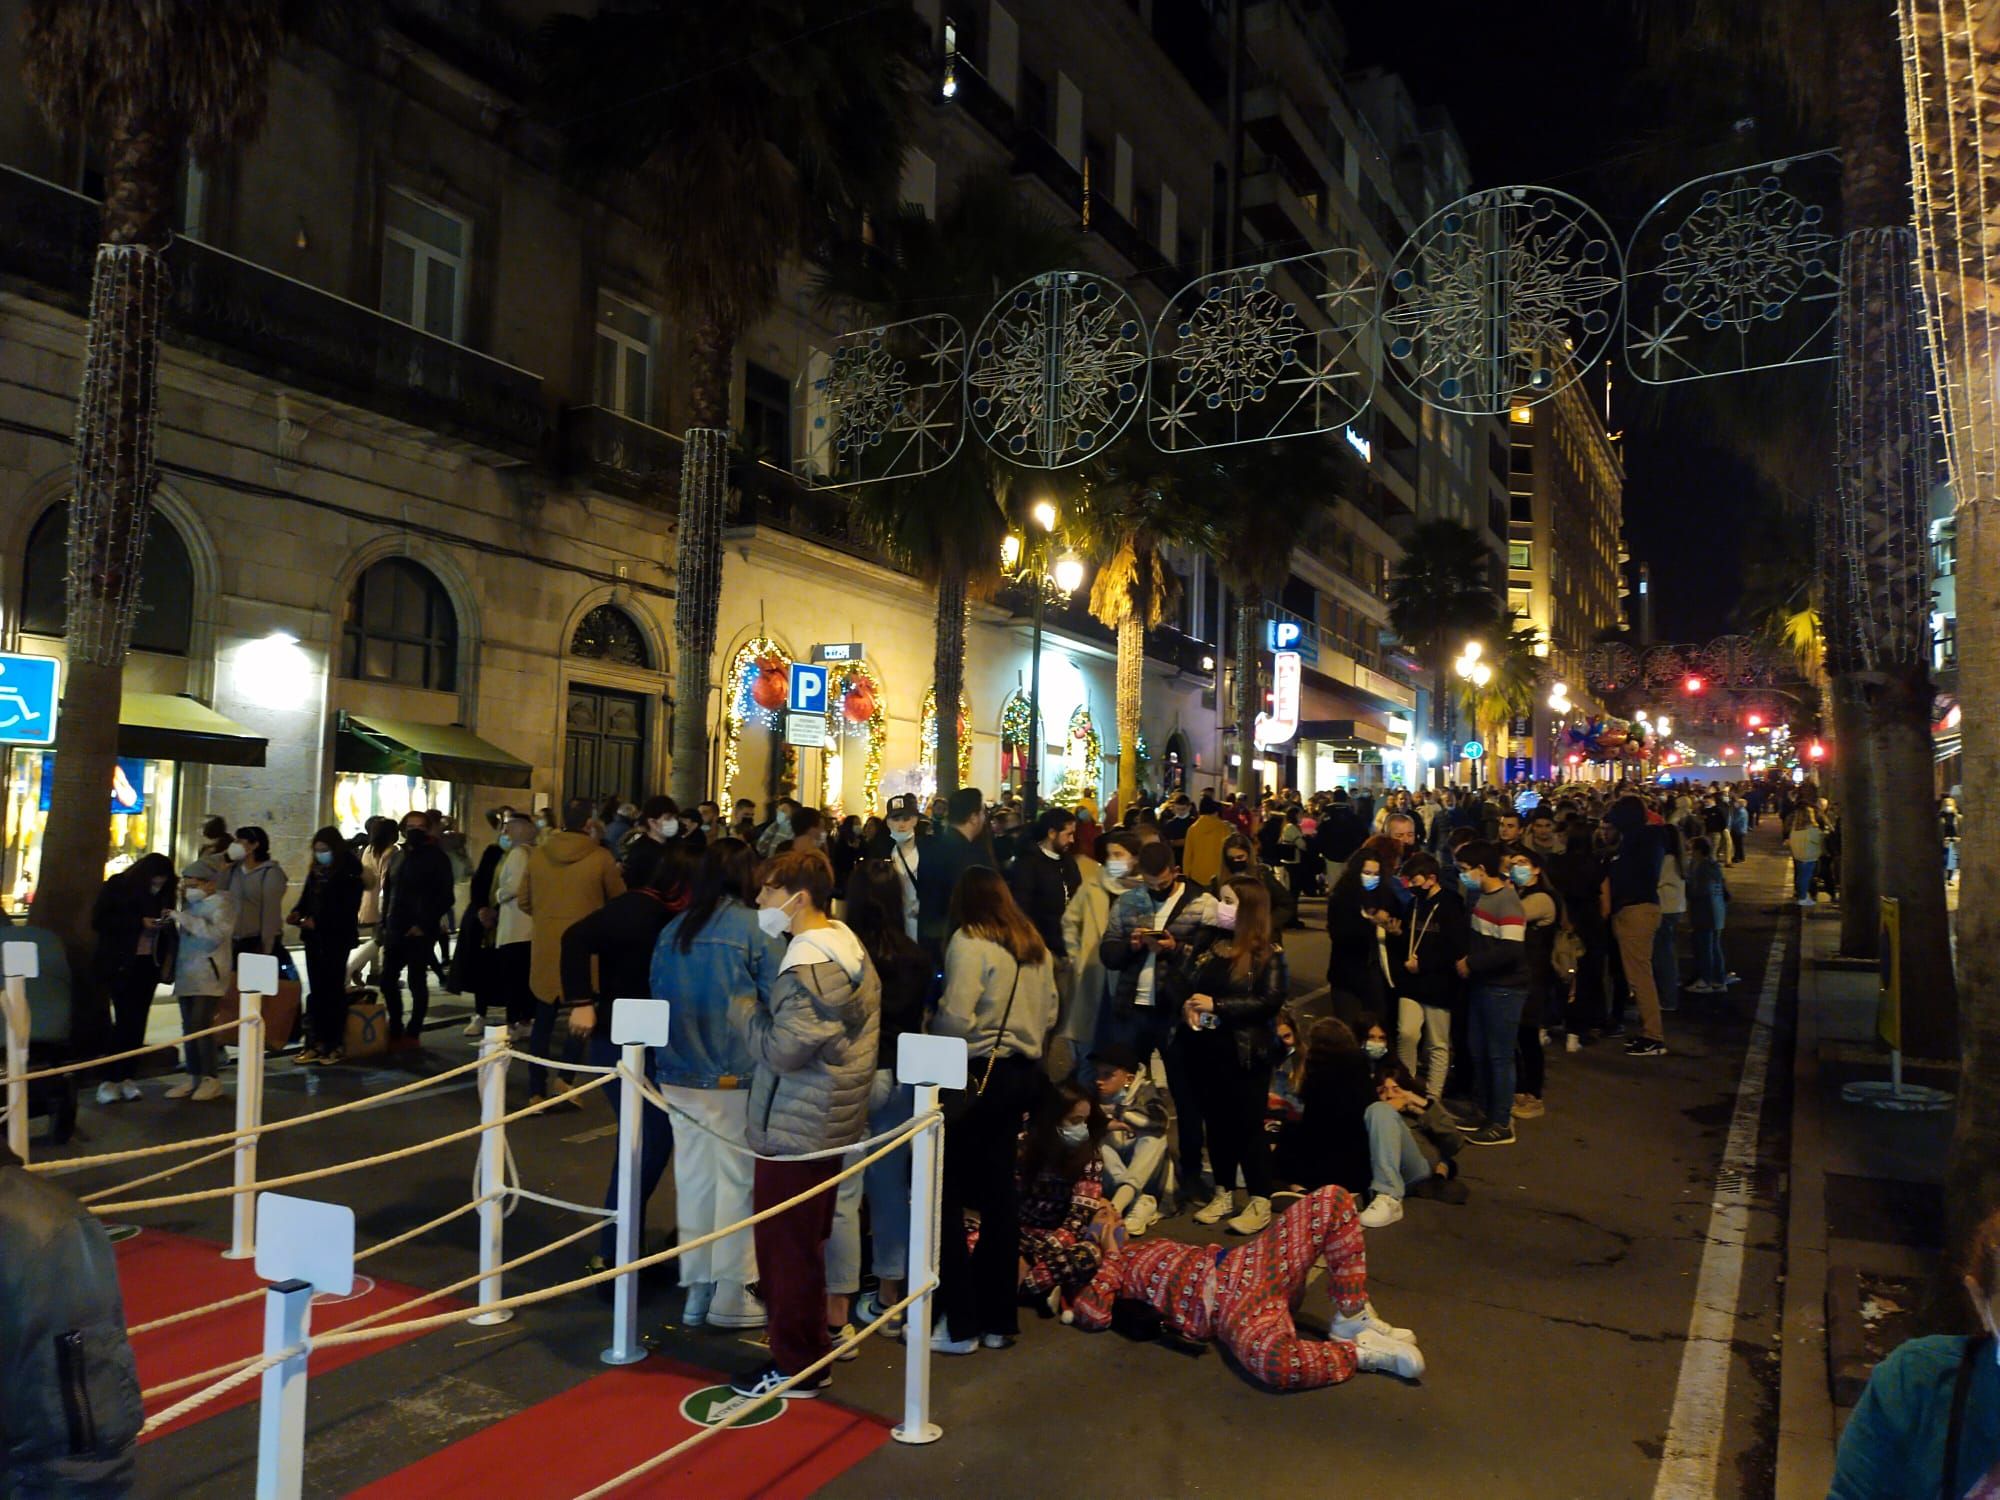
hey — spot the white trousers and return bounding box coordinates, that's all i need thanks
[663,1085,757,1291]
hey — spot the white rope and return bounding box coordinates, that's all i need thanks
[79,1143,235,1204]
[2,1020,240,1088]
[623,1065,924,1163]
[503,1185,617,1219]
[139,1347,299,1436]
[504,1048,617,1076]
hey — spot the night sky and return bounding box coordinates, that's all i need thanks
[1337,0,1822,643]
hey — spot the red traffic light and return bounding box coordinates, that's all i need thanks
[1746,713,1762,728]
[1683,675,1705,694]
[1566,753,1582,766]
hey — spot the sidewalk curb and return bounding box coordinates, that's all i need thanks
[1776,907,1837,1500]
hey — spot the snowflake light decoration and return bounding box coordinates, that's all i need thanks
[796,313,966,490]
[1381,187,1623,415]
[1150,248,1378,451]
[1624,153,1840,385]
[968,271,1148,469]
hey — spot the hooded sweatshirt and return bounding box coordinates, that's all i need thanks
[520,831,626,1003]
[741,921,881,1155]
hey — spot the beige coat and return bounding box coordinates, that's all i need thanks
[519,832,624,1002]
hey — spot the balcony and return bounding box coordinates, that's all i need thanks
[1241,168,1325,255]
[940,55,1017,144]
[560,406,680,505]
[0,165,548,461]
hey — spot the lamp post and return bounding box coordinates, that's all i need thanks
[1452,640,1491,785]
[1002,500,1086,820]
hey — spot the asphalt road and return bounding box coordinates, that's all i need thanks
[50,829,1801,1499]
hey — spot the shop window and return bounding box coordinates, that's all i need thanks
[21,501,194,655]
[570,603,652,669]
[340,559,458,690]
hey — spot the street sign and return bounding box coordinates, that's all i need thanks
[1265,620,1302,651]
[1460,739,1485,761]
[1254,650,1301,748]
[787,663,829,715]
[1504,755,1533,783]
[0,653,59,747]
[784,712,827,748]
[812,642,865,663]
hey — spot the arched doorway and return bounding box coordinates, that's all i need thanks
[565,603,656,809]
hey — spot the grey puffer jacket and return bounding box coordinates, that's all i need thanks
[0,1146,141,1496]
[740,922,881,1156]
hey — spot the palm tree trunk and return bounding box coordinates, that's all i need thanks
[1116,613,1143,813]
[669,317,736,806]
[32,112,173,990]
[1233,592,1259,799]
[932,566,967,800]
[1869,669,1957,1056]
[1830,676,1881,958]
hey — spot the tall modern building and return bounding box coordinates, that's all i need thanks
[1507,374,1629,776]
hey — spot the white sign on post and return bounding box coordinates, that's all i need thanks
[610,998,672,1047]
[256,1195,356,1296]
[238,952,280,995]
[785,712,828,748]
[897,1033,969,1089]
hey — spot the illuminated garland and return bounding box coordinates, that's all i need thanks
[1000,690,1035,749]
[721,636,794,801]
[1050,704,1101,805]
[919,686,973,791]
[820,659,888,816]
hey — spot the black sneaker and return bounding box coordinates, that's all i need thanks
[1625,1037,1668,1057]
[1466,1125,1516,1147]
[1452,1117,1486,1134]
[729,1362,827,1401]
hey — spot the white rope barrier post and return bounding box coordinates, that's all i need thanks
[604,997,670,1366]
[227,953,278,1261]
[252,1194,355,1500]
[471,1025,513,1326]
[893,1033,967,1448]
[2,940,37,1164]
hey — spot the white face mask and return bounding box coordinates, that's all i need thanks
[1364,1040,1389,1060]
[890,825,915,844]
[1103,857,1131,879]
[757,893,799,939]
[656,818,679,839]
[226,842,247,863]
[1058,1122,1090,1147]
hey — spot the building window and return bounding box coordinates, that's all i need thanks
[1932,518,1957,578]
[381,187,469,342]
[341,559,457,690]
[1019,67,1050,137]
[594,291,657,422]
[570,603,652,669]
[743,362,792,469]
[1509,540,1532,570]
[1508,587,1531,617]
[22,501,194,655]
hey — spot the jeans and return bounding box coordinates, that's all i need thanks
[589,1035,674,1264]
[862,1078,914,1280]
[1653,911,1682,1011]
[527,998,582,1096]
[1393,995,1424,1075]
[1190,1040,1271,1200]
[1795,858,1818,901]
[1694,927,1727,987]
[378,934,431,1038]
[1466,984,1528,1130]
[178,993,219,1080]
[1419,1003,1452,1100]
[1095,1004,1202,1188]
[1611,903,1664,1043]
[826,1166,865,1297]
[1100,1132,1170,1204]
[662,1085,757,1291]
[1365,1100,1433,1199]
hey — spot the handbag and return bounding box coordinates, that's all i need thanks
[1551,927,1584,981]
[942,959,1023,1123]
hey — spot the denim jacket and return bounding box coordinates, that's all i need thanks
[647,898,781,1088]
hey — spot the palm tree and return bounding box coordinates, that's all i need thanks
[813,175,1080,800]
[19,2,326,976]
[544,0,918,806]
[1455,614,1542,783]
[1386,518,1502,771]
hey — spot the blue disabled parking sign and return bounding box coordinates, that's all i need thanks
[788,663,829,715]
[0,654,60,747]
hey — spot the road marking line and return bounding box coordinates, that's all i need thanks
[1652,919,1787,1499]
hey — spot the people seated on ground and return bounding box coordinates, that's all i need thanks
[1069,1184,1425,1387]
[1273,1018,1374,1200]
[1090,1043,1171,1236]
[1265,1007,1307,1147]
[1358,1059,1469,1228]
[1013,1079,1120,1318]
[1182,877,1290,1236]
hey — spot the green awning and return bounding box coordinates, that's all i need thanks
[119,691,268,767]
[335,712,532,788]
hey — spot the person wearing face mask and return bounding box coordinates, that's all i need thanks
[378,813,456,1049]
[287,828,365,1066]
[89,854,178,1104]
[1180,877,1289,1235]
[1059,830,1139,1082]
[867,793,928,943]
[620,795,687,888]
[223,826,287,964]
[1210,832,1297,933]
[1326,847,1397,1032]
[1450,841,1530,1146]
[1504,850,1561,1123]
[755,798,799,859]
[166,864,239,1102]
[1014,1080,1117,1318]
[1390,852,1464,1099]
[730,850,880,1403]
[1832,1207,2000,1497]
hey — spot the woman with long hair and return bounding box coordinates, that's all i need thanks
[1325,844,1397,1028]
[89,853,178,1102]
[290,828,364,1066]
[1016,1078,1117,1315]
[649,837,782,1330]
[1183,877,1290,1235]
[932,867,1060,1354]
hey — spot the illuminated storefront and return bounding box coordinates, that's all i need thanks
[332,713,532,835]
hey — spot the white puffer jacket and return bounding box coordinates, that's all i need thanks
[740,922,880,1156]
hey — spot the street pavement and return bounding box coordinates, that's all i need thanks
[59,828,1803,1498]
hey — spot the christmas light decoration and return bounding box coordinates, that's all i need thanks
[919,686,972,792]
[822,660,888,814]
[722,636,794,799]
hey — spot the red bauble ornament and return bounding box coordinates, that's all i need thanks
[750,662,788,711]
[843,684,875,723]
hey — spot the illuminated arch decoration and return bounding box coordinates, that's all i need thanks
[1049,704,1102,806]
[1382,186,1623,415]
[919,686,973,794]
[1148,247,1378,451]
[999,690,1039,787]
[967,271,1148,469]
[722,636,794,801]
[794,313,967,489]
[1625,153,1841,385]
[820,659,888,817]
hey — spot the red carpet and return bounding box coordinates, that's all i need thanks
[116,1228,455,1440]
[352,1357,891,1499]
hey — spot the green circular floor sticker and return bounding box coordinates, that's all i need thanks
[679,1384,785,1429]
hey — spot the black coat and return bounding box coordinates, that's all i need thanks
[291,865,364,957]
[383,837,454,937]
[1007,847,1081,958]
[559,888,681,1040]
[89,876,171,982]
[1313,808,1366,865]
[1181,940,1289,1073]
[1395,885,1466,1010]
[915,828,990,945]
[1282,1048,1374,1196]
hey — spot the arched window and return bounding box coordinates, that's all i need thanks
[341,559,457,690]
[569,603,651,669]
[21,501,195,655]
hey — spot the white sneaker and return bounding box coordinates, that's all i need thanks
[190,1076,224,1103]
[705,1284,767,1330]
[1352,1327,1426,1379]
[1358,1195,1405,1229]
[1331,1301,1416,1343]
[929,1326,978,1356]
[463,1017,484,1038]
[95,1081,118,1106]
[119,1080,141,1102]
[1225,1196,1273,1235]
[1124,1193,1161,1237]
[1565,1033,1582,1054]
[1192,1187,1236,1225]
[681,1281,714,1327]
[165,1078,195,1100]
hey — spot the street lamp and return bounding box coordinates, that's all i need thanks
[1001,503,1088,819]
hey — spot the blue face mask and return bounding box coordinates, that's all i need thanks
[1509,865,1534,887]
[498,834,513,852]
[315,849,333,867]
[1460,871,1482,892]
[1360,874,1380,891]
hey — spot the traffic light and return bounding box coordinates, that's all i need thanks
[1746,713,1762,729]
[1683,675,1705,695]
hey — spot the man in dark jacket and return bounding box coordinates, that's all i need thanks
[1312,789,1365,870]
[914,786,990,958]
[0,1141,141,1496]
[1392,852,1466,1100]
[380,813,457,1045]
[1007,808,1080,961]
[1603,795,1667,1057]
[1453,839,1529,1145]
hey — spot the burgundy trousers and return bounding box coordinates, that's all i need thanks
[752,1156,841,1375]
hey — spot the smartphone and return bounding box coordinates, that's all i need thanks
[1196,1012,1218,1030]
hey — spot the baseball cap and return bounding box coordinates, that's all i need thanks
[886,793,919,819]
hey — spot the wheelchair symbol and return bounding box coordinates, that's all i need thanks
[0,684,42,735]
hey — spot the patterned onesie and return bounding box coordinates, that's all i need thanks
[1070,1184,1371,1390]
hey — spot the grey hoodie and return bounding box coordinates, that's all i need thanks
[740,921,881,1156]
